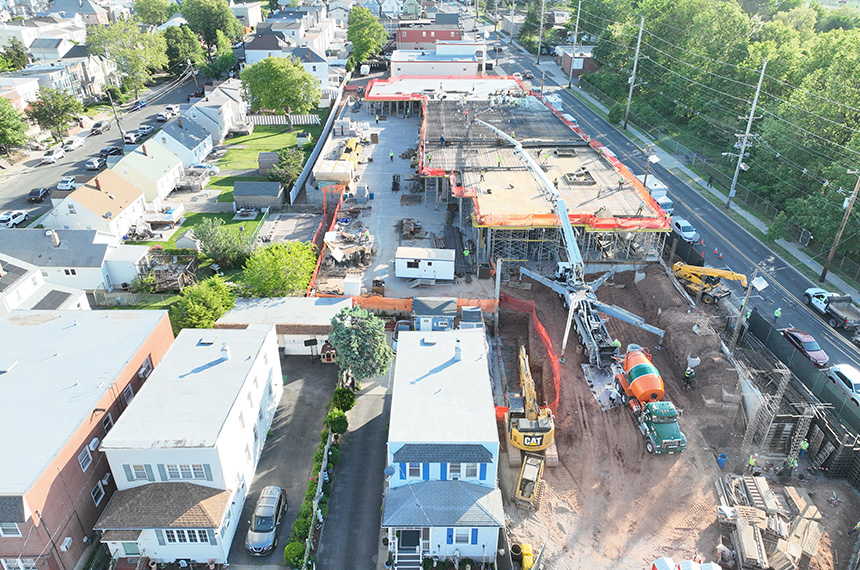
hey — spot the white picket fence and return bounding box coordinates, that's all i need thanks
[247,114,322,126]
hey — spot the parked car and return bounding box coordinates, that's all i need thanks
[512,72,523,80]
[781,327,829,367]
[827,364,860,407]
[188,163,221,175]
[27,187,51,203]
[40,147,66,164]
[393,320,413,353]
[670,217,699,243]
[165,104,180,114]
[90,121,111,135]
[57,176,77,191]
[130,99,147,111]
[524,70,534,79]
[137,125,154,136]
[244,486,287,556]
[156,111,173,122]
[99,146,123,157]
[62,137,84,151]
[0,210,29,228]
[124,131,141,144]
[86,157,107,170]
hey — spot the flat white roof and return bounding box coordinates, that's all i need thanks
[216,297,351,327]
[102,325,274,449]
[0,310,168,494]
[389,330,497,444]
[395,246,456,261]
[367,76,520,100]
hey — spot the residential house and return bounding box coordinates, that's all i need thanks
[95,326,283,564]
[216,296,351,355]
[61,45,119,101]
[155,13,187,31]
[4,58,87,101]
[382,330,503,565]
[556,45,596,79]
[396,22,461,50]
[44,170,146,239]
[0,14,86,48]
[45,0,109,25]
[101,0,131,22]
[155,117,213,168]
[0,229,150,292]
[184,79,247,144]
[327,0,352,26]
[0,309,173,570]
[28,36,72,59]
[108,140,183,207]
[0,252,89,316]
[231,1,262,27]
[401,0,421,19]
[547,10,569,25]
[380,0,401,18]
[500,14,524,37]
[357,0,380,17]
[421,0,436,19]
[288,46,327,88]
[0,76,40,111]
[243,32,294,65]
[412,297,456,331]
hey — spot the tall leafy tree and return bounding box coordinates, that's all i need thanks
[163,25,206,73]
[202,30,237,79]
[134,0,171,25]
[0,97,28,154]
[347,7,387,69]
[267,147,304,185]
[25,87,83,141]
[2,38,30,70]
[192,217,255,268]
[242,241,317,297]
[87,18,168,97]
[240,56,320,127]
[168,277,235,333]
[181,0,243,53]
[328,307,394,382]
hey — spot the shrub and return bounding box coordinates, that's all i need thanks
[328,446,341,466]
[284,542,304,568]
[607,103,625,125]
[324,408,348,434]
[331,386,356,411]
[292,514,311,540]
[298,501,313,521]
[423,558,434,570]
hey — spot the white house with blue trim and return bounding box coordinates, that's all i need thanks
[382,330,503,570]
[94,325,282,564]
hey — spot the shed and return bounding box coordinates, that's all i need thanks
[215,297,352,355]
[412,297,457,331]
[175,229,202,251]
[233,181,284,208]
[394,246,455,281]
[258,152,280,176]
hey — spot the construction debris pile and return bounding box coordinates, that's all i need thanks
[333,117,370,138]
[715,475,823,570]
[320,216,374,273]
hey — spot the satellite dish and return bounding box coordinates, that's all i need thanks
[384,466,395,477]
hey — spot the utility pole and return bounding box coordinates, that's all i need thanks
[188,59,198,88]
[726,59,767,209]
[820,171,860,282]
[105,89,126,139]
[567,0,581,88]
[730,269,757,353]
[535,0,546,64]
[622,16,644,130]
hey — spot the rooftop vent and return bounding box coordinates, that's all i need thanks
[221,342,231,360]
[454,337,461,361]
[198,337,216,345]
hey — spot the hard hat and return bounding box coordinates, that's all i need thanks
[754,453,758,457]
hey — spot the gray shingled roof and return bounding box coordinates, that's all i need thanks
[287,46,326,63]
[412,297,457,316]
[49,0,106,13]
[0,496,25,524]
[0,229,108,267]
[62,44,91,59]
[161,119,210,150]
[233,181,282,196]
[393,444,493,464]
[95,483,230,530]
[382,481,503,527]
[29,38,62,49]
[245,33,291,51]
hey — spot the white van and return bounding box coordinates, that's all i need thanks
[636,174,674,215]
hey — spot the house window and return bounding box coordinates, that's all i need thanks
[78,448,92,472]
[122,384,134,404]
[407,260,419,269]
[449,463,460,479]
[132,465,148,480]
[91,482,105,505]
[454,529,469,544]
[464,463,478,478]
[402,31,406,37]
[121,543,140,556]
[164,530,176,543]
[102,413,114,434]
[30,276,38,287]
[1,559,38,570]
[64,269,77,276]
[431,31,435,37]
[450,32,455,37]
[0,524,21,538]
[161,136,166,144]
[422,31,426,37]
[166,464,206,480]
[408,463,421,478]
[68,205,76,214]
[175,530,187,543]
[312,65,317,72]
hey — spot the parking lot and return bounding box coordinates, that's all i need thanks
[227,355,338,565]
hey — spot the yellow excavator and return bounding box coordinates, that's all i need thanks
[507,346,556,507]
[672,262,748,304]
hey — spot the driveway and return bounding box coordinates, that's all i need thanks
[227,355,338,565]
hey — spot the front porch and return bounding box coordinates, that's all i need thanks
[109,555,228,570]
[382,527,498,570]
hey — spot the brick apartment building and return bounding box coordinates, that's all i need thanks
[0,310,174,570]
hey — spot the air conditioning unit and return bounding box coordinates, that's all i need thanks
[138,360,153,379]
[88,437,100,451]
[60,537,72,552]
[101,473,112,485]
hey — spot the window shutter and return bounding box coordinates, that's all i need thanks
[123,464,133,482]
[399,463,406,479]
[422,463,429,480]
[471,529,478,544]
[204,464,213,481]
[479,463,487,481]
[155,530,165,546]
[440,463,447,480]
[157,464,167,481]
[144,465,155,482]
[446,528,453,544]
[207,529,217,545]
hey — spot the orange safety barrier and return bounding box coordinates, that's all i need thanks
[353,296,413,313]
[456,298,499,313]
[305,189,345,296]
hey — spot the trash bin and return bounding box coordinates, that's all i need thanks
[717,453,727,469]
[510,544,522,563]
[477,263,491,279]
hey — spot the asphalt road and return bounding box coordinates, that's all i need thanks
[0,78,198,215]
[493,35,860,372]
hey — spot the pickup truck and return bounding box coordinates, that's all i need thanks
[804,287,860,329]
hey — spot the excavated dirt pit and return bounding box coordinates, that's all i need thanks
[497,264,860,570]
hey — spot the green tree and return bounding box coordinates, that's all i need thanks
[202,30,237,79]
[331,386,356,411]
[267,147,304,185]
[240,57,320,128]
[0,97,27,155]
[2,38,30,70]
[192,217,256,268]
[283,542,304,568]
[242,241,317,296]
[328,306,393,382]
[87,18,168,97]
[25,87,83,141]
[181,0,243,53]
[347,7,387,69]
[324,408,348,434]
[168,277,235,333]
[163,25,206,73]
[134,0,171,25]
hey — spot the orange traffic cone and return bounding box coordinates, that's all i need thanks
[714,248,718,254]
[719,252,723,259]
[701,251,705,258]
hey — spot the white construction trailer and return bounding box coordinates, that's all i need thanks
[394,246,455,281]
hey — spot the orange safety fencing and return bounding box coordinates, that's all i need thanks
[305,294,498,315]
[305,187,345,296]
[456,298,499,313]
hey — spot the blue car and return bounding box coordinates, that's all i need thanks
[130,99,147,111]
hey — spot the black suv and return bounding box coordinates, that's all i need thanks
[99,146,123,157]
[27,187,51,203]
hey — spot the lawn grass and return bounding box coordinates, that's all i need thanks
[83,104,112,118]
[129,212,263,249]
[208,174,269,203]
[218,121,325,171]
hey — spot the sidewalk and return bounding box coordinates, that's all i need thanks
[530,57,860,299]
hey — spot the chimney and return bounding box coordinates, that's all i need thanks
[142,144,147,156]
[221,342,231,360]
[454,337,461,362]
[50,230,61,248]
[0,261,5,278]
[95,177,101,190]
[178,115,183,129]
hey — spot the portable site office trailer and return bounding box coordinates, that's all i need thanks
[394,246,455,280]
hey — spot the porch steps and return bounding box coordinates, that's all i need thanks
[395,552,422,570]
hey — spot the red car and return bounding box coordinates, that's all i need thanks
[781,327,829,367]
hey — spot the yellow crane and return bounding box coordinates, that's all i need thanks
[672,262,748,304]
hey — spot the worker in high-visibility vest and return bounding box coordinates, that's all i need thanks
[800,439,810,458]
[746,454,758,473]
